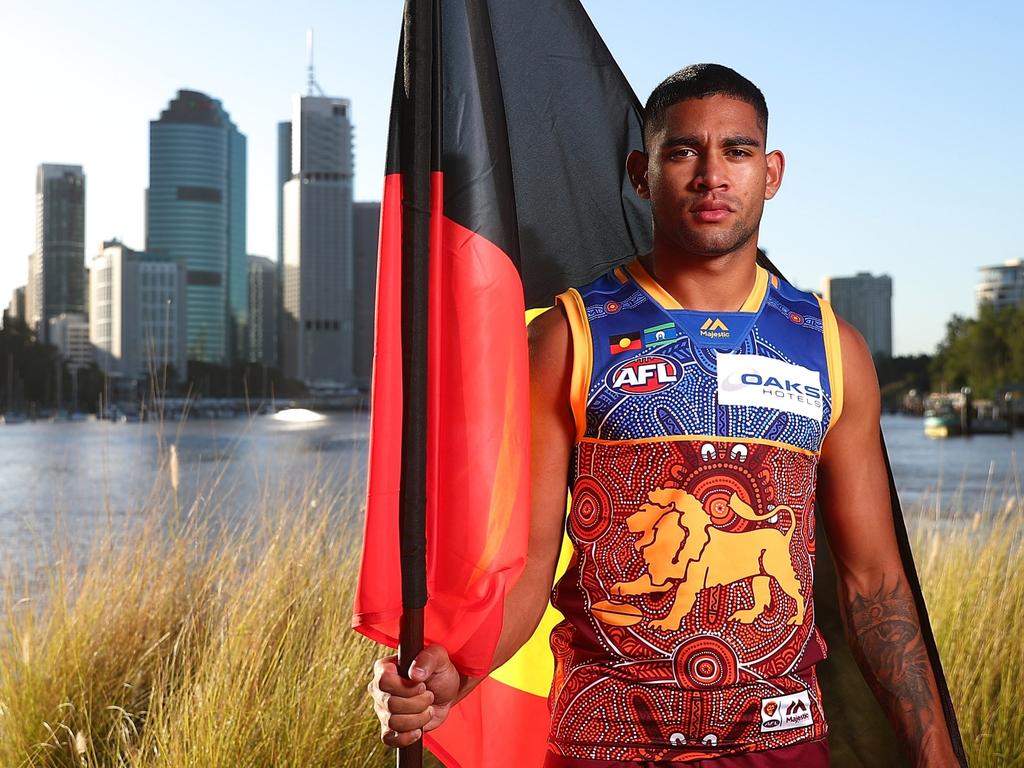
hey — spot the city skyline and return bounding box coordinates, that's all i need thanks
[3,1,1024,355]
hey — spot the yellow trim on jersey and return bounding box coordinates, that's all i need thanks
[612,267,628,284]
[625,259,684,308]
[556,288,592,442]
[625,259,769,314]
[579,433,820,458]
[816,295,845,433]
[524,306,550,325]
[739,263,769,313]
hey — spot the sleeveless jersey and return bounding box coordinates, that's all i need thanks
[546,259,844,762]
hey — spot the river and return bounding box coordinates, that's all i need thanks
[0,411,1019,572]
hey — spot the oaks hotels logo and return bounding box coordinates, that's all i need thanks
[700,317,730,339]
[717,353,824,420]
[608,355,681,395]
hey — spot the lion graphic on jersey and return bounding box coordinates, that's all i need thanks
[610,487,805,631]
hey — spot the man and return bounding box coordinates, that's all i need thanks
[369,64,960,766]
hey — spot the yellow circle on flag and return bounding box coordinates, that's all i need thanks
[619,338,631,349]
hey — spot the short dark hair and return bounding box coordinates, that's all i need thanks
[643,63,769,149]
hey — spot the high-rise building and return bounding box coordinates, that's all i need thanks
[3,286,25,328]
[89,240,187,382]
[248,255,278,367]
[352,201,379,389]
[147,90,247,366]
[48,313,92,370]
[822,272,893,358]
[976,260,1024,309]
[279,90,354,384]
[27,165,86,342]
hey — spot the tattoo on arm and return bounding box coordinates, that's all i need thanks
[841,576,939,757]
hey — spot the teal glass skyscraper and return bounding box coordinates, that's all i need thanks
[146,90,247,366]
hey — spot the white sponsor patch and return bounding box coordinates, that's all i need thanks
[759,689,813,732]
[716,353,823,420]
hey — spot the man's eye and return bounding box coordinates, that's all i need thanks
[671,148,696,158]
[726,149,751,157]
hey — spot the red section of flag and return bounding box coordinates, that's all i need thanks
[353,173,405,640]
[354,171,531,678]
[425,678,550,768]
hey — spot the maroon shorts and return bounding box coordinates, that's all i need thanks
[542,738,829,768]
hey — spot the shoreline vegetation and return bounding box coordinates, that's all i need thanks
[0,450,1020,767]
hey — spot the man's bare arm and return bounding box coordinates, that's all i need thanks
[818,319,959,768]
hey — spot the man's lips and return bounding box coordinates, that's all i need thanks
[690,200,733,223]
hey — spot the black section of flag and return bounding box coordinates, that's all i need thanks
[437,0,651,310]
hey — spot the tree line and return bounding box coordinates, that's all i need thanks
[3,304,1013,413]
[0,319,303,415]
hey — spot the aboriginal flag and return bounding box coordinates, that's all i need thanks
[352,1,966,767]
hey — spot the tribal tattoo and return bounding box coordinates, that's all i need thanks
[841,576,940,762]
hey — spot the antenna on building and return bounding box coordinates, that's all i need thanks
[306,28,325,97]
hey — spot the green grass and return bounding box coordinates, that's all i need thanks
[0,453,1019,766]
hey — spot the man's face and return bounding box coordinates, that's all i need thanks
[629,94,784,259]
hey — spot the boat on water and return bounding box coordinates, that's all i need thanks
[923,390,1012,438]
[923,406,961,438]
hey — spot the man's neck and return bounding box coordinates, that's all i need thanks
[639,243,760,313]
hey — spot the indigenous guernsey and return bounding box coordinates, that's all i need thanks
[547,259,844,762]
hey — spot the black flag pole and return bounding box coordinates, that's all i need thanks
[396,0,439,766]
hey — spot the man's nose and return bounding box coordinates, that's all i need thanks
[694,153,727,191]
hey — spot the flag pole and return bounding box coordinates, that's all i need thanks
[396,0,437,765]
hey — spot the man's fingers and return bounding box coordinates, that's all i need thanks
[381,727,423,749]
[386,707,435,734]
[408,643,453,683]
[371,647,454,751]
[373,660,427,697]
[382,690,435,715]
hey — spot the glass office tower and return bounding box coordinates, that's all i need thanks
[147,90,247,365]
[28,164,86,342]
[279,94,354,384]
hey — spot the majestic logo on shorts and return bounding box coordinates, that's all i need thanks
[608,355,680,394]
[760,690,813,732]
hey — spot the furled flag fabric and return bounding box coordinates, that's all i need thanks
[352,1,966,766]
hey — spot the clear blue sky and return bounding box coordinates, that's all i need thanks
[2,0,1022,355]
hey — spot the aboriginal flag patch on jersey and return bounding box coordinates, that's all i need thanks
[609,330,642,354]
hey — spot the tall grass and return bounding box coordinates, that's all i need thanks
[0,445,405,768]
[914,500,1024,766]
[0,444,1019,766]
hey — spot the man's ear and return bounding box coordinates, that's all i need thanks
[764,149,785,200]
[626,149,650,200]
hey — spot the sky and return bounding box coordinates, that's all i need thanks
[2,0,1022,355]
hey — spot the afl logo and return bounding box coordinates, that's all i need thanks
[608,355,681,394]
